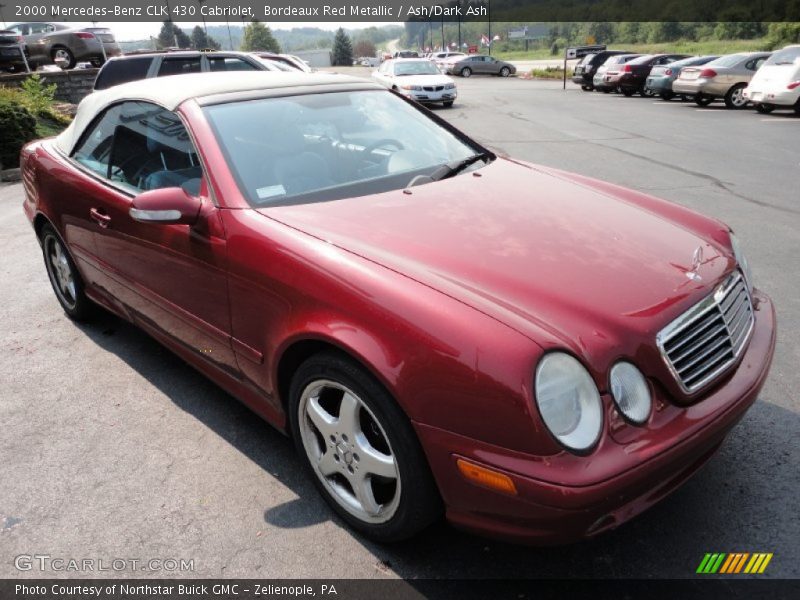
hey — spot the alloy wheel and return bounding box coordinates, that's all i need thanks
[44,235,77,310]
[298,379,401,524]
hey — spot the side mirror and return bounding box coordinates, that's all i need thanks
[129,186,201,225]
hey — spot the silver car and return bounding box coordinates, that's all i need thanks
[672,52,771,108]
[6,22,121,69]
[446,55,516,78]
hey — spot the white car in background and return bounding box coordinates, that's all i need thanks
[744,45,800,114]
[372,58,457,107]
[430,51,466,71]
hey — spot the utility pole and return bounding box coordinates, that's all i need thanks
[441,14,444,51]
[163,0,178,47]
[0,3,7,28]
[225,17,233,50]
[457,0,461,49]
[487,0,491,57]
[197,0,207,37]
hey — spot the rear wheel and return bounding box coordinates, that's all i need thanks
[724,83,748,109]
[51,46,75,70]
[794,100,800,115]
[460,67,472,78]
[694,93,713,107]
[640,87,656,97]
[499,66,511,78]
[581,83,592,91]
[755,103,775,114]
[41,225,95,321]
[288,352,442,542]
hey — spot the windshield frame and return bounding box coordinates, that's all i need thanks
[201,88,493,208]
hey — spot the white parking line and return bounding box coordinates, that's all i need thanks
[760,118,800,122]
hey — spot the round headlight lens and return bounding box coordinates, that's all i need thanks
[729,232,753,290]
[535,353,603,452]
[609,362,652,425]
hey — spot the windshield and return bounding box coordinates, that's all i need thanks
[393,61,441,76]
[204,90,483,206]
[707,54,747,68]
[764,47,800,66]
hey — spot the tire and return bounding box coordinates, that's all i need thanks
[660,91,675,101]
[500,67,511,78]
[640,87,656,98]
[443,100,454,107]
[755,103,775,114]
[621,87,635,97]
[694,93,713,107]
[288,351,442,542]
[724,83,748,109]
[41,224,95,321]
[601,88,611,94]
[460,67,471,78]
[581,84,593,91]
[51,46,75,70]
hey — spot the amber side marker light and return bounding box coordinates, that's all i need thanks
[456,458,518,496]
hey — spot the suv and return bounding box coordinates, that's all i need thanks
[94,50,289,91]
[572,50,633,91]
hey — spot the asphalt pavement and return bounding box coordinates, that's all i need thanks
[0,75,798,581]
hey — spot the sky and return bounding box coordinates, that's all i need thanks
[64,21,396,41]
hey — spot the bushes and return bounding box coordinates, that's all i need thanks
[19,74,58,116]
[0,100,37,169]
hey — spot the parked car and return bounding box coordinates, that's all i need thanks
[446,55,516,78]
[743,45,800,114]
[673,52,772,108]
[592,54,642,92]
[6,22,120,69]
[93,51,290,91]
[645,55,720,100]
[610,54,691,97]
[372,58,457,107]
[429,51,465,71]
[252,52,311,72]
[0,29,29,73]
[572,50,633,91]
[22,70,775,545]
[393,50,419,59]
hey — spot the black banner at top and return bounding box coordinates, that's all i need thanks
[5,0,800,23]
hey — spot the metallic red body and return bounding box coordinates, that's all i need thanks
[22,97,776,544]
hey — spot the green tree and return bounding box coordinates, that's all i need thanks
[190,25,220,50]
[353,39,376,59]
[156,20,191,49]
[332,27,354,66]
[241,20,281,53]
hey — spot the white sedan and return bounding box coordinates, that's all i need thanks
[372,58,457,107]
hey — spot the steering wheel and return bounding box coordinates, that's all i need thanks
[359,138,405,167]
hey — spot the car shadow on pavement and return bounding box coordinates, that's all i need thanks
[78,310,799,579]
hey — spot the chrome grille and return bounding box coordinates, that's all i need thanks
[423,85,444,92]
[656,272,754,393]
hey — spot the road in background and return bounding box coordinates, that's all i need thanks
[0,78,797,581]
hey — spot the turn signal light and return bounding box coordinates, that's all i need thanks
[699,69,717,78]
[787,81,800,90]
[456,459,517,496]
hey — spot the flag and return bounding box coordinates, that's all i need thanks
[481,35,490,46]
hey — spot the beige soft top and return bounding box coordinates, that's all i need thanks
[55,71,375,155]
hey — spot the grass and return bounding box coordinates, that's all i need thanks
[493,38,770,61]
[528,67,566,79]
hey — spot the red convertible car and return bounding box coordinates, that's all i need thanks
[22,72,776,544]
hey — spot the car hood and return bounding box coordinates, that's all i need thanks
[259,158,731,359]
[389,74,453,85]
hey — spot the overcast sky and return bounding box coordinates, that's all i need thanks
[77,22,396,41]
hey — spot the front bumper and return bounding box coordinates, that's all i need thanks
[401,89,457,104]
[645,76,673,92]
[416,290,776,544]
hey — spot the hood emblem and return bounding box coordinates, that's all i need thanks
[685,246,704,281]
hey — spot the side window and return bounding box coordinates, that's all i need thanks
[748,58,767,70]
[208,57,258,72]
[72,101,203,195]
[94,57,152,90]
[158,57,201,76]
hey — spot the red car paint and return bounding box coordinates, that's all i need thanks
[22,94,776,544]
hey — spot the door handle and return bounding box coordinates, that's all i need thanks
[89,208,111,228]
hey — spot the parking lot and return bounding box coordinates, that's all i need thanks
[1,73,798,582]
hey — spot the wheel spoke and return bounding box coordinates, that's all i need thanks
[317,449,340,476]
[66,277,76,300]
[352,473,381,516]
[337,392,361,437]
[305,395,337,438]
[355,436,397,479]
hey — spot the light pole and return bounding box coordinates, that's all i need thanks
[197,0,207,38]
[225,17,233,50]
[487,0,491,57]
[163,0,178,47]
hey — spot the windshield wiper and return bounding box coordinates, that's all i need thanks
[431,152,492,182]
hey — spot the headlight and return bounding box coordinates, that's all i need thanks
[729,231,753,290]
[535,353,603,453]
[400,84,422,91]
[609,362,651,425]
[445,83,456,89]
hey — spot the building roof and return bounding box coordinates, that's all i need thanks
[56,71,375,154]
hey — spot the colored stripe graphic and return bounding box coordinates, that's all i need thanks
[697,552,773,574]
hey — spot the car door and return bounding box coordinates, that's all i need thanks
[69,100,238,375]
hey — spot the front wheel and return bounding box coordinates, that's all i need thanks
[289,352,442,542]
[41,224,95,321]
[500,67,511,78]
[694,93,713,107]
[51,47,75,69]
[724,83,748,109]
[581,84,593,91]
[640,87,656,98]
[460,67,472,78]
